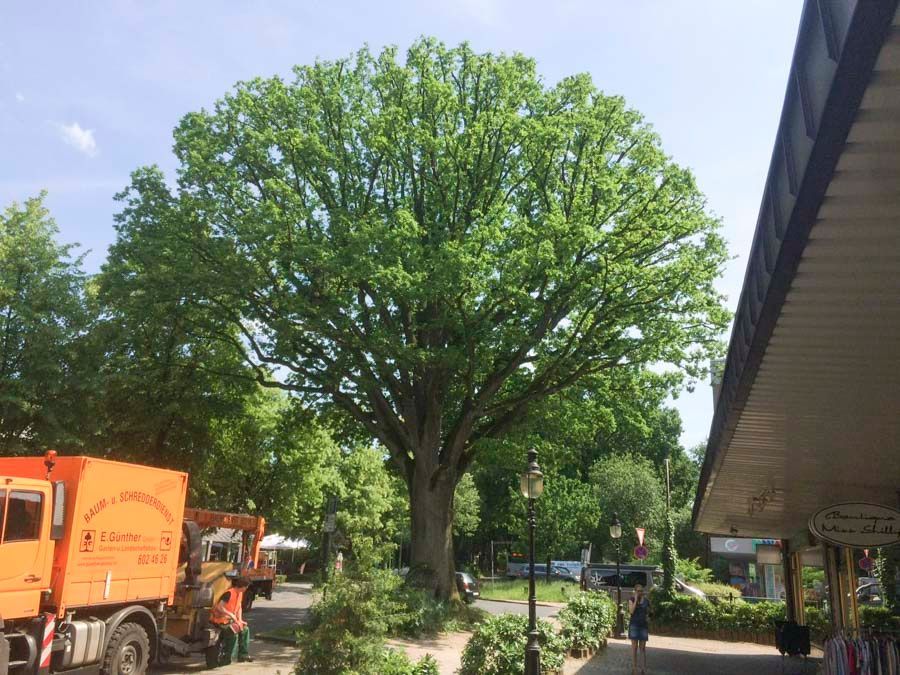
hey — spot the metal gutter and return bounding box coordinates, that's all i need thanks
[693,0,900,531]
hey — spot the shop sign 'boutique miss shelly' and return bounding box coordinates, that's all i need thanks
[809,502,900,548]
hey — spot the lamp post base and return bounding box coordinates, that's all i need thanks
[615,603,625,639]
[525,629,541,675]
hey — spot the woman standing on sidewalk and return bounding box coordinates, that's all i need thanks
[628,584,651,674]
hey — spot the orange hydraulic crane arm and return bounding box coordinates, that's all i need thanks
[183,507,266,567]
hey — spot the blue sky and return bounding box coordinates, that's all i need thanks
[0,0,803,449]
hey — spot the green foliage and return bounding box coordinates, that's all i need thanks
[692,582,742,601]
[802,606,829,643]
[298,558,479,673]
[459,614,569,675]
[96,167,258,472]
[193,391,342,538]
[675,558,713,584]
[395,586,486,637]
[860,606,900,632]
[661,508,677,599]
[335,447,409,565]
[506,473,600,560]
[651,593,785,633]
[873,546,900,614]
[297,565,410,674]
[558,591,616,649]
[453,473,481,538]
[0,194,92,452]
[378,650,440,675]
[410,655,440,675]
[589,453,664,560]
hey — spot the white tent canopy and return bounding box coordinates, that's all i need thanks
[260,534,309,551]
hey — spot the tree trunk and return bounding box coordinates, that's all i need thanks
[408,461,459,601]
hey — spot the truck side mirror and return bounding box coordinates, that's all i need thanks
[51,481,66,540]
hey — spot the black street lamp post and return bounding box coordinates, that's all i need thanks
[609,512,625,639]
[521,449,544,675]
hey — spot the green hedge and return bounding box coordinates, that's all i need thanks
[693,582,742,601]
[558,592,616,650]
[652,593,785,633]
[860,606,900,633]
[803,606,829,643]
[459,614,569,675]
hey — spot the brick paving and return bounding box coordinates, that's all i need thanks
[565,635,819,675]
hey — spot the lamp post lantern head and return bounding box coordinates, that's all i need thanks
[609,512,622,540]
[520,448,544,500]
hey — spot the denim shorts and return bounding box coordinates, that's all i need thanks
[628,624,649,642]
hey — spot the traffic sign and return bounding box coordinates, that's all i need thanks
[324,513,337,533]
[859,556,874,571]
[634,545,648,560]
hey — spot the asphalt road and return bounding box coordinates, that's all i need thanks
[475,598,561,618]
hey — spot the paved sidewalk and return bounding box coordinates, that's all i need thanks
[388,632,472,674]
[565,635,819,675]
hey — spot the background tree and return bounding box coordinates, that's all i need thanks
[193,390,342,538]
[589,453,664,560]
[453,473,481,538]
[335,446,408,565]
[0,195,92,452]
[115,39,728,598]
[94,168,258,471]
[507,473,600,561]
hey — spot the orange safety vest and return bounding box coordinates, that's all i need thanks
[211,588,244,626]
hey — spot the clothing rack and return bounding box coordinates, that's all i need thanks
[823,631,899,675]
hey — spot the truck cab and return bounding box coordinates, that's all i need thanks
[0,478,54,622]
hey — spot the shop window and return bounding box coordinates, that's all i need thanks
[4,491,43,541]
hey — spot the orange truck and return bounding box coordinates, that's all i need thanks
[0,453,269,675]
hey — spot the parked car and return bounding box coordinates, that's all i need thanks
[514,564,577,581]
[588,564,709,604]
[857,582,883,606]
[456,571,480,603]
[553,565,580,582]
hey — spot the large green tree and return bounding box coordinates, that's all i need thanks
[508,473,600,561]
[116,40,728,598]
[0,195,92,452]
[94,169,259,470]
[589,453,665,561]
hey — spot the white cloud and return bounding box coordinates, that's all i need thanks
[56,122,98,157]
[15,92,24,102]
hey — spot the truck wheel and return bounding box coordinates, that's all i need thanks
[242,589,255,612]
[101,622,150,675]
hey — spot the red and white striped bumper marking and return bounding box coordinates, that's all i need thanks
[40,613,55,670]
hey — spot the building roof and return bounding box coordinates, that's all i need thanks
[694,0,900,538]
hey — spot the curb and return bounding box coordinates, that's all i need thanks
[254,632,299,646]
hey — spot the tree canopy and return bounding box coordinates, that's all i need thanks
[109,38,728,597]
[0,195,91,452]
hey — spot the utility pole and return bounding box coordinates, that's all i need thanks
[665,457,671,510]
[321,495,338,589]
